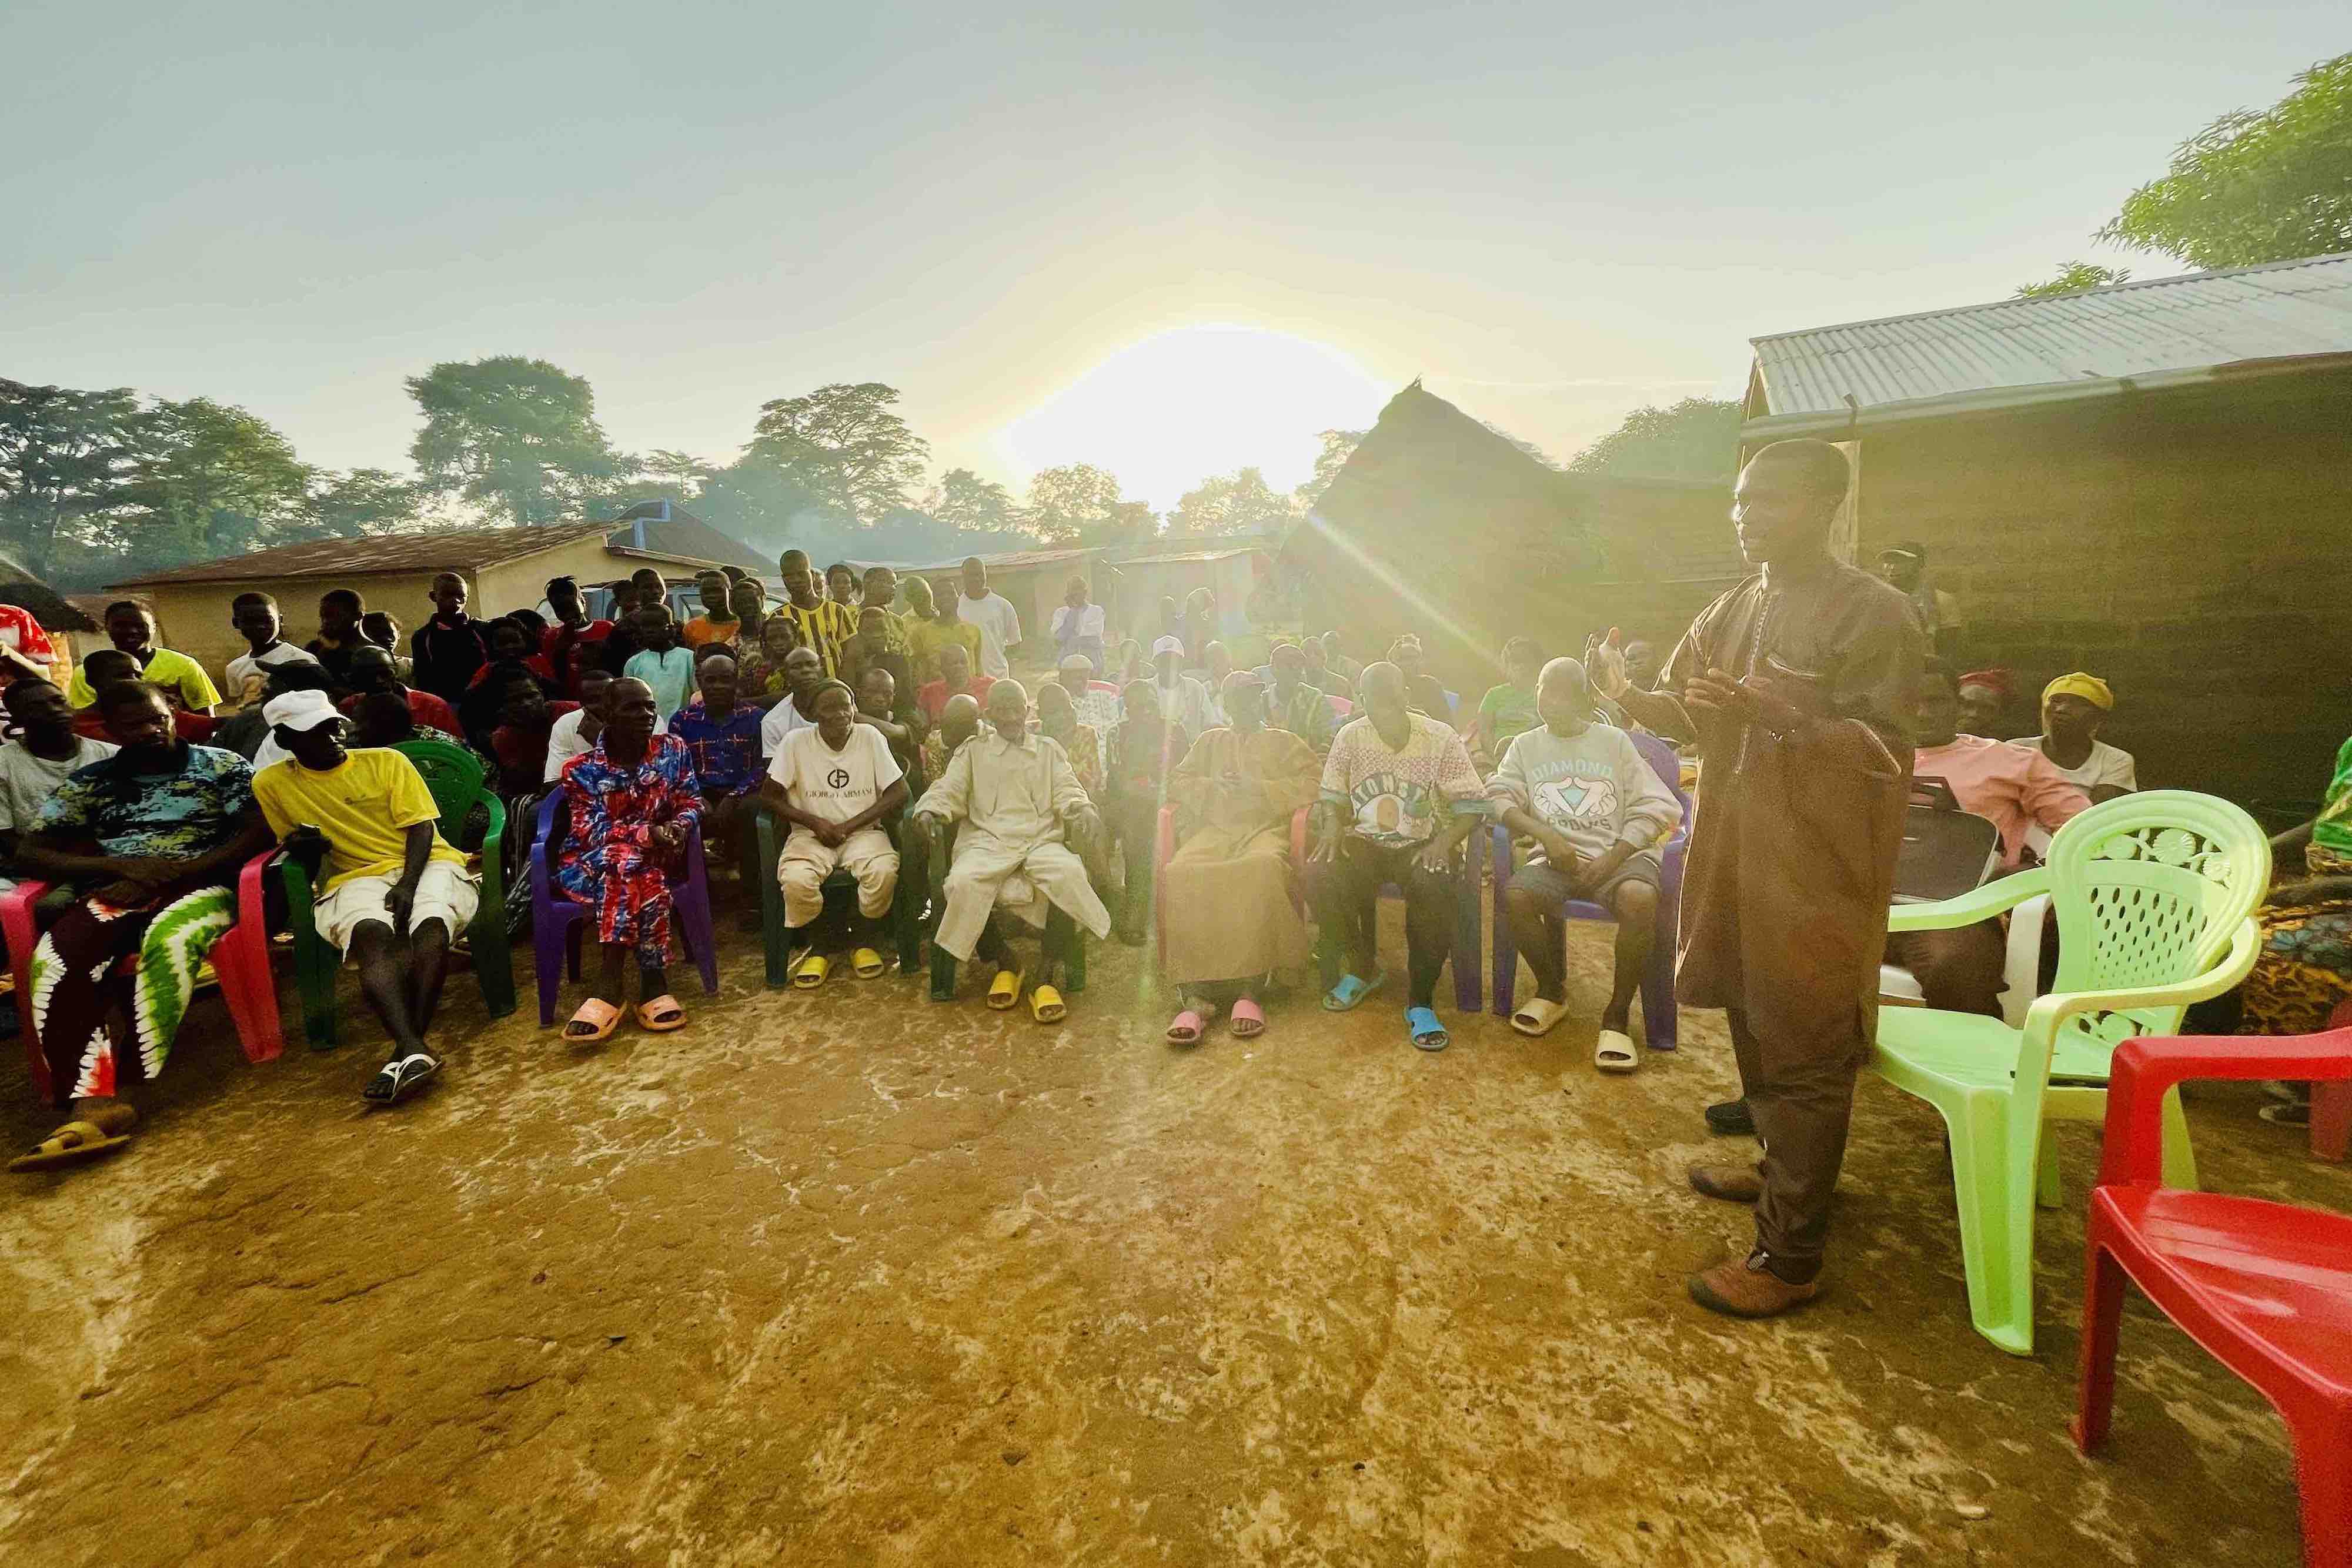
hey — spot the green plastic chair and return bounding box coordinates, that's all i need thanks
[279,737,519,1049]
[755,808,923,988]
[1874,790,2269,1355]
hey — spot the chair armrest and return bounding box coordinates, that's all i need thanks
[2021,917,2263,1047]
[2100,1021,2352,1187]
[1997,894,2050,1029]
[479,791,509,850]
[1887,868,2050,932]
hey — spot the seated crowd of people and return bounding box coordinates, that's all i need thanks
[8,539,2338,1183]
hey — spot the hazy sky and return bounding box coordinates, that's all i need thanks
[4,3,2342,509]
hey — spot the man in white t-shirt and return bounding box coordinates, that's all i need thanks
[758,678,907,984]
[543,667,663,783]
[956,557,1021,678]
[223,592,318,708]
[759,646,827,758]
[0,678,117,888]
[2032,671,2136,803]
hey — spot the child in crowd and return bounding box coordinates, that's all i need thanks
[307,589,367,691]
[223,592,314,708]
[623,603,696,721]
[408,573,493,704]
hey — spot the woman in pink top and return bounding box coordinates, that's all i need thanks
[1887,661,2090,1017]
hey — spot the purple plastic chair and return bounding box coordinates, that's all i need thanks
[1486,729,1690,1048]
[529,789,720,1026]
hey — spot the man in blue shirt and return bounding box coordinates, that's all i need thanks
[667,653,764,874]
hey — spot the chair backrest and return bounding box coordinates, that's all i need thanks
[1892,801,2002,904]
[2044,790,2271,1043]
[1626,730,1694,842]
[392,736,490,831]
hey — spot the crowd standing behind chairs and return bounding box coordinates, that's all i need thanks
[2,513,2341,1336]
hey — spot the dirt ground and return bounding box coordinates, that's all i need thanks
[1,910,2340,1567]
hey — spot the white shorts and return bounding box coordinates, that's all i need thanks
[313,859,482,954]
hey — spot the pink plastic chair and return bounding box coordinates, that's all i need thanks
[2,854,285,1103]
[2076,1027,2352,1567]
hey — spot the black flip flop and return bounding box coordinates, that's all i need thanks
[364,1052,440,1105]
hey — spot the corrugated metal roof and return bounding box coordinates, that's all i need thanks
[1110,547,1264,566]
[860,547,1101,574]
[111,522,726,589]
[1750,251,2352,422]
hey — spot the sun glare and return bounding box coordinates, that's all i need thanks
[997,325,1392,511]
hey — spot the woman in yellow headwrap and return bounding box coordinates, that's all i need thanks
[2029,671,2137,803]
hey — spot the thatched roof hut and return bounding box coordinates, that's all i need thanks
[0,550,99,634]
[1279,383,1733,691]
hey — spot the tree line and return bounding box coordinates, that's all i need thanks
[0,358,1367,588]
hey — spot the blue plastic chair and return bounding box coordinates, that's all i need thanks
[527,790,720,1025]
[1486,729,1691,1048]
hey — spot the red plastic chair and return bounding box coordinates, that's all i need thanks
[1,855,285,1103]
[2074,1027,2352,1567]
[2312,998,2352,1162]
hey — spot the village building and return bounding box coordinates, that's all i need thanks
[1278,380,1732,692]
[1740,250,2352,810]
[107,521,742,680]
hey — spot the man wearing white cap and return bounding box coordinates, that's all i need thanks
[252,689,479,1105]
[1148,634,1215,738]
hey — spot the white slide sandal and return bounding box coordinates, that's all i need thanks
[1595,1028,1639,1074]
[1511,998,1568,1038]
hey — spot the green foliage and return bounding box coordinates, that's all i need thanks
[2099,52,2352,268]
[1566,397,1740,483]
[0,377,145,579]
[2014,262,2133,297]
[306,469,423,539]
[121,396,316,563]
[406,356,623,526]
[1167,466,1294,536]
[690,457,838,557]
[747,382,930,525]
[1025,463,1155,546]
[1293,429,1365,511]
[928,467,1023,535]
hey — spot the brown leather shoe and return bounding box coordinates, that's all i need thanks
[1688,1253,1820,1319]
[1687,1164,1763,1203]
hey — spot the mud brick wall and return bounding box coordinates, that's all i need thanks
[1852,373,2352,817]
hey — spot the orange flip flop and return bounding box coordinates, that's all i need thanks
[563,998,623,1043]
[635,994,687,1032]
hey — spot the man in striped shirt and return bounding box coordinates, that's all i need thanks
[774,549,858,679]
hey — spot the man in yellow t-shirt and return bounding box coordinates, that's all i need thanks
[65,601,223,714]
[251,690,479,1105]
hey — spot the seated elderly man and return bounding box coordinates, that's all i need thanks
[911,679,1109,1020]
[9,680,272,1172]
[1160,671,1322,1044]
[760,679,907,985]
[1051,653,1123,740]
[923,690,983,782]
[759,646,829,757]
[550,676,703,1043]
[1488,658,1681,1071]
[253,689,479,1105]
[1311,660,1486,1053]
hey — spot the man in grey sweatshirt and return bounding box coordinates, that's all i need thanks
[1488,657,1681,1070]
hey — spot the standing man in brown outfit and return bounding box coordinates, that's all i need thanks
[1591,439,1923,1320]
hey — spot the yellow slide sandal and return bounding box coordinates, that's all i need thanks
[851,947,886,979]
[986,968,1025,1010]
[1030,985,1066,1024]
[791,952,831,989]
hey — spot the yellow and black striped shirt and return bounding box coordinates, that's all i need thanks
[775,599,860,678]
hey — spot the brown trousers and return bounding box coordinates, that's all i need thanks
[1883,920,2008,1019]
[1726,1005,1863,1282]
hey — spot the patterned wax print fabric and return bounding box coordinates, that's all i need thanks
[554,734,703,965]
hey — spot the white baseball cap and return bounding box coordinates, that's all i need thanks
[1150,635,1187,658]
[262,689,340,733]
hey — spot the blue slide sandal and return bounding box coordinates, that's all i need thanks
[1405,1006,1449,1052]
